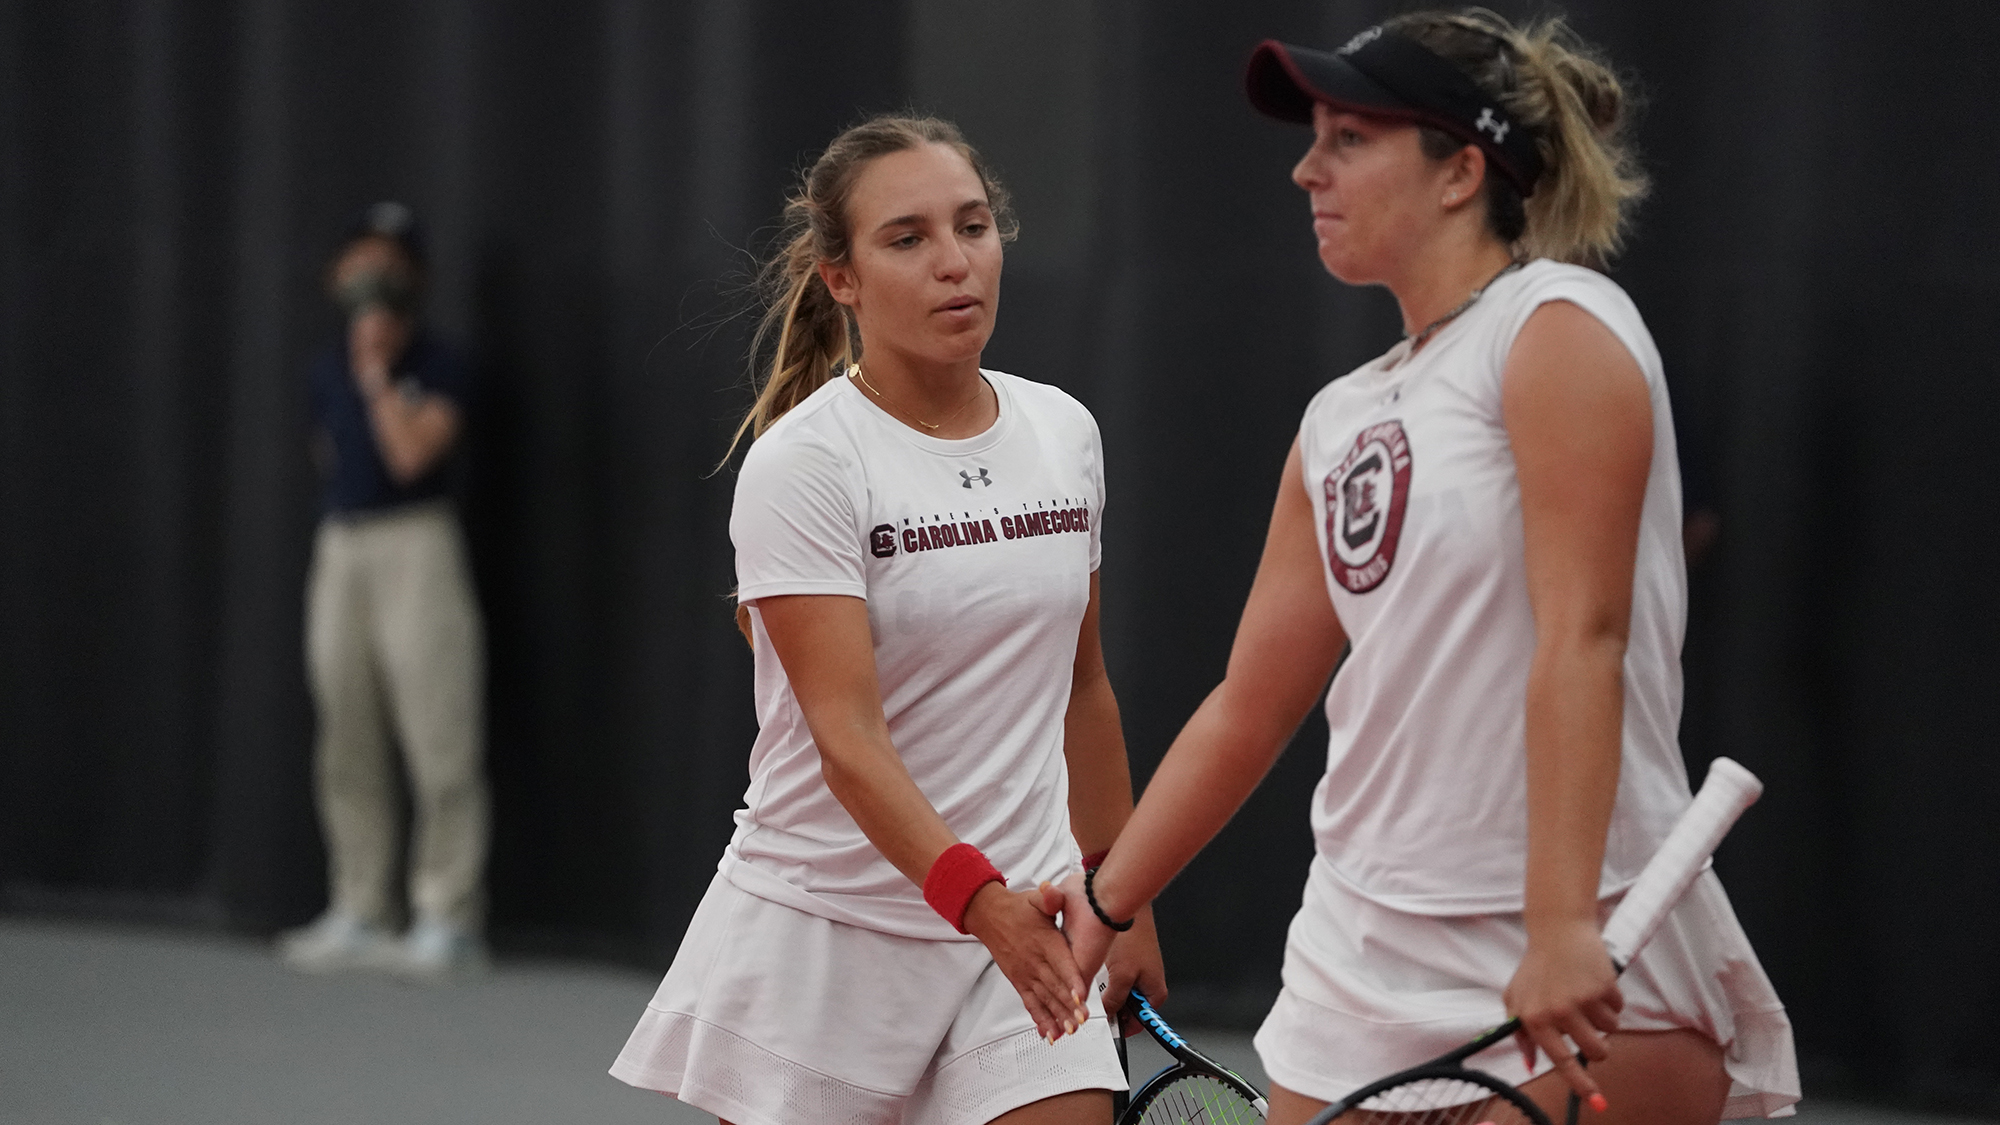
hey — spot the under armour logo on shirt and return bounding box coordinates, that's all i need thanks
[960,468,993,489]
[1475,107,1510,143]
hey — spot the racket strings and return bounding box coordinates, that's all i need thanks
[1132,1074,1263,1124]
[1327,1075,1541,1124]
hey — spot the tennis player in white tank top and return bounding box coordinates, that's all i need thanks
[1063,12,1798,1125]
[609,116,1159,1125]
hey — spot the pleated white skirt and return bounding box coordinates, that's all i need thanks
[1253,858,1801,1119]
[610,873,1125,1125]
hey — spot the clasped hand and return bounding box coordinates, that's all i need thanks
[961,874,1166,1044]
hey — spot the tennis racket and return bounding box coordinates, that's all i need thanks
[1119,989,1269,1124]
[1303,757,1765,1125]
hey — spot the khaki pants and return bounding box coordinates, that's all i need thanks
[306,500,488,931]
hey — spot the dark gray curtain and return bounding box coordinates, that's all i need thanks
[4,0,1997,1109]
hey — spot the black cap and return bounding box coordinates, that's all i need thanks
[341,200,427,266]
[1246,27,1544,197]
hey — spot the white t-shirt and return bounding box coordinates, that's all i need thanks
[1299,259,1693,915]
[723,369,1105,940]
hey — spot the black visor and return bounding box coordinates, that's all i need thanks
[1245,27,1544,197]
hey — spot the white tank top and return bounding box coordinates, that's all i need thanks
[1298,259,1692,915]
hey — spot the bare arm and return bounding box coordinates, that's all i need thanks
[1063,573,1130,861]
[1499,299,1654,1104]
[364,389,459,484]
[1061,572,1166,1019]
[754,593,1091,1040]
[348,309,459,484]
[1066,439,1348,975]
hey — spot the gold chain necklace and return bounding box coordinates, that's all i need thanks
[848,363,987,432]
[1405,259,1524,352]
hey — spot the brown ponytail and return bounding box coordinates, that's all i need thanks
[1389,8,1649,264]
[723,114,1017,461]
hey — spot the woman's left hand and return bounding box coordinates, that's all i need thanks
[1053,871,1115,987]
[1052,871,1167,1035]
[1101,905,1166,1036]
[1503,919,1623,1106]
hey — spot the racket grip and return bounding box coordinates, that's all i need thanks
[1599,758,1762,969]
[1129,990,1186,1050]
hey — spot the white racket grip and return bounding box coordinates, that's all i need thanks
[1599,758,1763,969]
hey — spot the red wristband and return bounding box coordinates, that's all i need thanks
[1081,849,1110,870]
[924,843,1005,933]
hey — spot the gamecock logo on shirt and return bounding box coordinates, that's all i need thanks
[1323,420,1411,594]
[869,524,898,558]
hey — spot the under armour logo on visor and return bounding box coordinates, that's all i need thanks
[960,468,993,488]
[1475,107,1511,143]
[1339,26,1383,54]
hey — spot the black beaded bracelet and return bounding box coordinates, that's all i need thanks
[1084,865,1135,932]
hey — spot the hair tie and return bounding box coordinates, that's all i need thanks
[1085,865,1135,932]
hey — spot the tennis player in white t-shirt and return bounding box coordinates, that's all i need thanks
[610,114,1161,1125]
[1062,11,1799,1125]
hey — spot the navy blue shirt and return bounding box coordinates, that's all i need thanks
[308,328,471,514]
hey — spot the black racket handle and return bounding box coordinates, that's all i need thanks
[1562,1055,1587,1125]
[1111,1025,1130,1118]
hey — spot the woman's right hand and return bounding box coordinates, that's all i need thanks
[1505,918,1622,1107]
[962,881,1091,1043]
[347,307,406,399]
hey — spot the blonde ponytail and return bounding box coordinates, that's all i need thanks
[723,114,1016,462]
[726,228,853,457]
[1390,9,1649,264]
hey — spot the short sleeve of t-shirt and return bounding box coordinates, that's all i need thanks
[307,330,473,514]
[407,336,472,406]
[731,427,869,602]
[1083,406,1106,573]
[308,331,473,424]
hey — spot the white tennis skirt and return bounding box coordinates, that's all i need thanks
[1253,858,1800,1119]
[609,872,1125,1125]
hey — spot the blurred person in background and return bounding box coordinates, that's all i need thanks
[277,201,490,980]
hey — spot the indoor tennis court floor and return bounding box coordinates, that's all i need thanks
[0,916,1974,1125]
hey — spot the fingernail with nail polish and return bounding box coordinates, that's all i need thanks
[1589,1093,1609,1113]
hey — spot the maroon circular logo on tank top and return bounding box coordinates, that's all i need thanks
[1323,420,1412,593]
